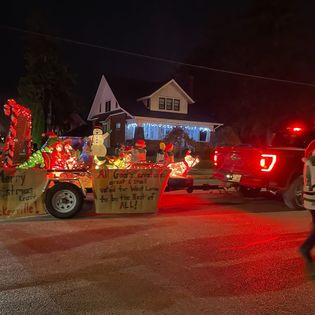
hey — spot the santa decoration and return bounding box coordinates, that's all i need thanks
[164,143,174,164]
[132,139,147,162]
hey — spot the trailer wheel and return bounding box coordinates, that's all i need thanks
[282,175,304,210]
[187,186,193,193]
[45,183,84,218]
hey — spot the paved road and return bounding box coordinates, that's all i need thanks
[0,190,315,315]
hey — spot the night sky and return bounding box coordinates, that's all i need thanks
[2,0,315,132]
[0,1,248,111]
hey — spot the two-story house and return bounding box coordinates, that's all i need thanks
[87,75,222,153]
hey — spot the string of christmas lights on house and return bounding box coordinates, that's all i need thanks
[126,122,211,142]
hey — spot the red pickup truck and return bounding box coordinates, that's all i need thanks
[212,126,315,209]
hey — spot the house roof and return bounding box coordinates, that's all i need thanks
[92,110,130,122]
[61,124,93,137]
[137,79,195,104]
[97,75,217,124]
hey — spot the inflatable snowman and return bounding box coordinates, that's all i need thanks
[89,125,110,157]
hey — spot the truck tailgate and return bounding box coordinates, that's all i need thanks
[214,145,263,176]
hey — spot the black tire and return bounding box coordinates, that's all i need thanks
[187,186,193,193]
[239,186,261,197]
[282,175,304,210]
[45,182,84,218]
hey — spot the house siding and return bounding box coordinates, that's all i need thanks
[149,82,188,114]
[88,75,120,120]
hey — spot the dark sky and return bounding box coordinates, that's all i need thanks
[0,1,249,111]
[3,0,315,131]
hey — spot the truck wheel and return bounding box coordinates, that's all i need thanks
[239,186,261,197]
[282,175,304,210]
[45,183,84,218]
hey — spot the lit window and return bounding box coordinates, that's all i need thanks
[159,98,165,109]
[174,99,180,111]
[105,101,111,112]
[116,122,121,129]
[166,98,173,110]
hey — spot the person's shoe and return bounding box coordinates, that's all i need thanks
[306,263,315,280]
[299,245,313,264]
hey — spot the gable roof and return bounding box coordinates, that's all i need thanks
[89,75,218,124]
[136,79,195,104]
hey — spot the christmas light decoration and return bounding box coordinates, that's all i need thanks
[17,146,53,169]
[167,151,200,177]
[131,139,147,162]
[18,138,86,171]
[126,122,211,141]
[2,99,32,167]
[164,143,174,164]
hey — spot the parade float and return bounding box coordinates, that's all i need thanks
[0,100,199,219]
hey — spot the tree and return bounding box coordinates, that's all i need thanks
[17,10,77,145]
[163,127,197,157]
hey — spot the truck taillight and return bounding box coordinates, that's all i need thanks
[260,154,277,172]
[213,150,218,166]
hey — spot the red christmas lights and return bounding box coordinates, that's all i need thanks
[2,99,32,167]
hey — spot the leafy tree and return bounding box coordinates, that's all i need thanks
[17,10,77,145]
[163,127,197,157]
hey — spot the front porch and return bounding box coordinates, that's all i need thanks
[124,116,222,159]
[125,116,221,143]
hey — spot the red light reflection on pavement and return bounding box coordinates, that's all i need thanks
[223,236,280,250]
[0,191,311,302]
[157,192,309,296]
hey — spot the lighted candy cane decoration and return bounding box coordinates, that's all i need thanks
[2,99,32,167]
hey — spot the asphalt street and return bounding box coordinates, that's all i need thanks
[0,190,315,315]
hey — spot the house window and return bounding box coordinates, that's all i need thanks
[174,99,180,111]
[146,99,151,109]
[126,123,136,140]
[116,122,121,129]
[199,130,207,142]
[159,98,165,109]
[115,101,118,108]
[166,98,173,110]
[99,103,102,113]
[105,101,111,112]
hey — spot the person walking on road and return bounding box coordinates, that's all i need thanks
[299,140,315,275]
